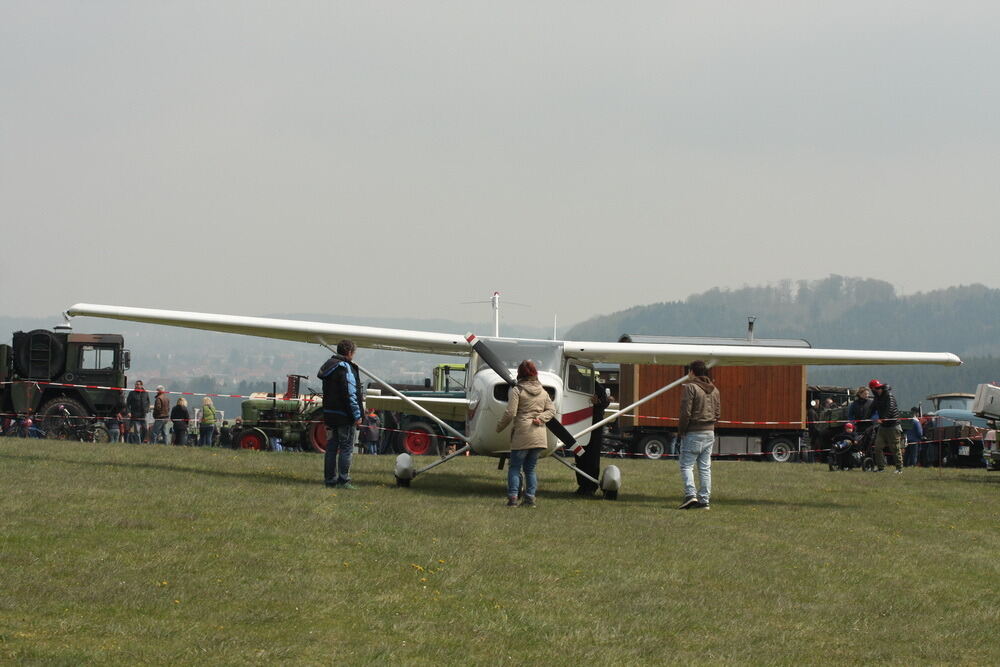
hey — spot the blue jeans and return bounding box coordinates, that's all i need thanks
[151,419,168,444]
[199,425,215,446]
[325,424,356,486]
[904,440,920,466]
[507,448,540,498]
[679,431,714,504]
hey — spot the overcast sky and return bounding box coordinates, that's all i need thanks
[2,2,998,331]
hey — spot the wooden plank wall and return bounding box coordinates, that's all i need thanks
[619,365,806,430]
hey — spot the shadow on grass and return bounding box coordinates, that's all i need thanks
[920,471,1000,485]
[0,450,319,488]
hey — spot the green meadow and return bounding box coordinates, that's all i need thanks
[1,439,998,665]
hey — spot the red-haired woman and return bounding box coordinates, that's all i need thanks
[496,360,555,507]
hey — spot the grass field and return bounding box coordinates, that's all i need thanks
[1,438,998,665]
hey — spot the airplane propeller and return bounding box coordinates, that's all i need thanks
[465,333,582,455]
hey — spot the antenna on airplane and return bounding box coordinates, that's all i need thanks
[460,291,528,337]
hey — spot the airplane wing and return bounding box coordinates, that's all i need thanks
[66,303,963,367]
[562,340,962,367]
[364,390,469,422]
[66,304,470,356]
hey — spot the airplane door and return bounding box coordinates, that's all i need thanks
[563,361,597,448]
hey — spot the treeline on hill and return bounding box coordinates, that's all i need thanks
[566,276,1000,410]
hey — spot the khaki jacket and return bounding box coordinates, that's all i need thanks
[678,376,720,435]
[496,378,556,450]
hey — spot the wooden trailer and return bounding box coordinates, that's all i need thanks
[613,335,809,461]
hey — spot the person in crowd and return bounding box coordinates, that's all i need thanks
[575,377,611,496]
[126,380,150,443]
[379,411,399,455]
[677,360,720,510]
[903,411,925,467]
[830,421,858,470]
[218,420,233,448]
[107,410,124,443]
[848,386,875,432]
[869,379,904,473]
[496,360,555,508]
[170,396,190,445]
[807,399,822,459]
[230,416,243,448]
[359,407,381,455]
[151,385,170,444]
[318,339,364,489]
[199,396,218,446]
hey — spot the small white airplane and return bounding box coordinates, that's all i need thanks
[65,303,962,499]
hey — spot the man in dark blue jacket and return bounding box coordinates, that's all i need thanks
[318,340,363,488]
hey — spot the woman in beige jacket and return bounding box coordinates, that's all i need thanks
[496,360,555,507]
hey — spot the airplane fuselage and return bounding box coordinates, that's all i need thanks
[463,342,598,457]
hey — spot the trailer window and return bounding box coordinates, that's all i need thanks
[567,363,595,395]
[80,346,116,370]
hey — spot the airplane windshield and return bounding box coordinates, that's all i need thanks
[476,338,563,376]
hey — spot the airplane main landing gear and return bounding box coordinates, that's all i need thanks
[394,453,415,487]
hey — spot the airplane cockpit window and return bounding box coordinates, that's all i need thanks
[567,363,595,394]
[475,338,563,376]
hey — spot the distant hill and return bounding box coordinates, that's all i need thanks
[566,276,1000,410]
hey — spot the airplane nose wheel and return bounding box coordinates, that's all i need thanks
[600,465,622,501]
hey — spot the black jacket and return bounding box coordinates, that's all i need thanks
[127,389,150,418]
[318,355,364,426]
[170,404,190,425]
[871,386,900,427]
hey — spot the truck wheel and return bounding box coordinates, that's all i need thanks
[308,420,328,453]
[402,421,435,456]
[38,396,88,435]
[638,434,668,460]
[766,437,796,463]
[237,428,270,451]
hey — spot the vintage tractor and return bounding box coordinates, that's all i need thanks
[234,375,328,452]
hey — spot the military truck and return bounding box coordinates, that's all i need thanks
[0,326,130,436]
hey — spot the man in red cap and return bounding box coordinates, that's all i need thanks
[869,379,904,473]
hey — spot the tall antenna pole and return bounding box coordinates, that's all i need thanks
[492,291,500,337]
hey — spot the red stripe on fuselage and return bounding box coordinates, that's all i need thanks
[561,406,592,427]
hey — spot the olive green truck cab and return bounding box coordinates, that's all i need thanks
[0,328,130,431]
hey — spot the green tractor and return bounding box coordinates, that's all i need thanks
[234,375,328,452]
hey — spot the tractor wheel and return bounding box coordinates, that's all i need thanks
[38,396,89,435]
[91,424,111,443]
[308,419,328,453]
[402,421,436,456]
[236,428,270,451]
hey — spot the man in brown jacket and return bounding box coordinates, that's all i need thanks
[677,360,720,510]
[151,385,170,444]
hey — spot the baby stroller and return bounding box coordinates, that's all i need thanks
[829,424,877,471]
